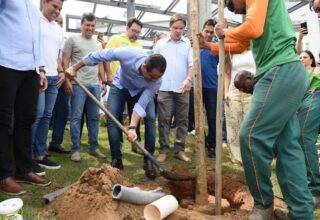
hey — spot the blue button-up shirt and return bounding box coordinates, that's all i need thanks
[83,47,162,118]
[0,0,44,72]
[155,36,193,93]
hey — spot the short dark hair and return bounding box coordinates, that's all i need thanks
[301,50,316,67]
[202,18,217,29]
[169,13,186,27]
[145,54,167,73]
[81,12,96,24]
[127,17,143,29]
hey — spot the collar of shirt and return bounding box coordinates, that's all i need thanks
[163,36,189,44]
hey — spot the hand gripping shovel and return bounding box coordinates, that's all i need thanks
[72,77,195,181]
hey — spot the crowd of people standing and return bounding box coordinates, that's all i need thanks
[1,0,320,219]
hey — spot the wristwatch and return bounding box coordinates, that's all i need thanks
[102,80,108,85]
[128,125,137,130]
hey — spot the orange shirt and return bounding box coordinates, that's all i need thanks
[210,0,268,55]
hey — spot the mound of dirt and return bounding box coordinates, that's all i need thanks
[53,164,145,220]
[51,164,287,220]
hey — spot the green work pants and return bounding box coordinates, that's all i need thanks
[239,61,314,220]
[297,89,320,196]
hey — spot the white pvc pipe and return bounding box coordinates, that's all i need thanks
[144,195,178,220]
[112,184,165,205]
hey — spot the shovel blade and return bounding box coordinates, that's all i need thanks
[160,170,195,181]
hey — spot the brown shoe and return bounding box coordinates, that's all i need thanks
[174,151,191,162]
[0,177,26,195]
[89,149,106,158]
[16,172,51,186]
[156,153,167,163]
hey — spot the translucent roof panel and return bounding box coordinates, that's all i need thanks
[285,1,301,9]
[172,0,187,14]
[62,0,94,16]
[135,0,173,11]
[32,0,317,49]
[95,5,128,21]
[68,18,81,29]
[140,12,171,26]
[223,8,244,24]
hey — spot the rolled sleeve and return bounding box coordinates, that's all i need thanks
[188,47,193,67]
[133,86,157,118]
[133,103,146,118]
[82,48,128,66]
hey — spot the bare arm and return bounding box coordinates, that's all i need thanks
[62,52,74,96]
[181,66,193,94]
[98,62,107,96]
[103,61,113,85]
[296,28,307,55]
[56,50,65,88]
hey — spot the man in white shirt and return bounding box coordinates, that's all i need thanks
[31,0,66,174]
[155,13,193,163]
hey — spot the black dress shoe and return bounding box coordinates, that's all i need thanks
[144,160,157,180]
[48,145,71,154]
[111,159,123,170]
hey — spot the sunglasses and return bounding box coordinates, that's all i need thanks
[225,0,235,12]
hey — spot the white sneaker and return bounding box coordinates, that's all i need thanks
[188,130,195,135]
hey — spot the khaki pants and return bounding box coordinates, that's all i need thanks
[225,83,251,164]
[157,91,189,154]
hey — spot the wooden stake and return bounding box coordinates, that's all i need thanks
[189,0,208,204]
[215,0,226,215]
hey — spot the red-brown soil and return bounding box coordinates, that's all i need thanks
[50,164,286,220]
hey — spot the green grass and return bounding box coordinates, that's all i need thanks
[0,122,319,219]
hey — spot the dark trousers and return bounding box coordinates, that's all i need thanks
[188,87,218,149]
[0,65,39,179]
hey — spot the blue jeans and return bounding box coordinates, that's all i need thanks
[70,84,100,153]
[32,75,59,157]
[107,85,156,160]
[49,86,70,148]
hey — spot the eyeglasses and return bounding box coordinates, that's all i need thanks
[129,28,141,35]
[225,0,235,12]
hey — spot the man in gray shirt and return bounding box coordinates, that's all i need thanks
[63,13,107,162]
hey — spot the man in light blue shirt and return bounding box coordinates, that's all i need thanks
[0,0,50,196]
[66,47,167,179]
[155,13,193,163]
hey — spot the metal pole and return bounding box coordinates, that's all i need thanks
[127,0,135,19]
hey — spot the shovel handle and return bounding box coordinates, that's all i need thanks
[72,77,164,172]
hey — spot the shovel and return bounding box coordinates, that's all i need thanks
[72,77,195,181]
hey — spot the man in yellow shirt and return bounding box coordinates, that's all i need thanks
[107,18,143,76]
